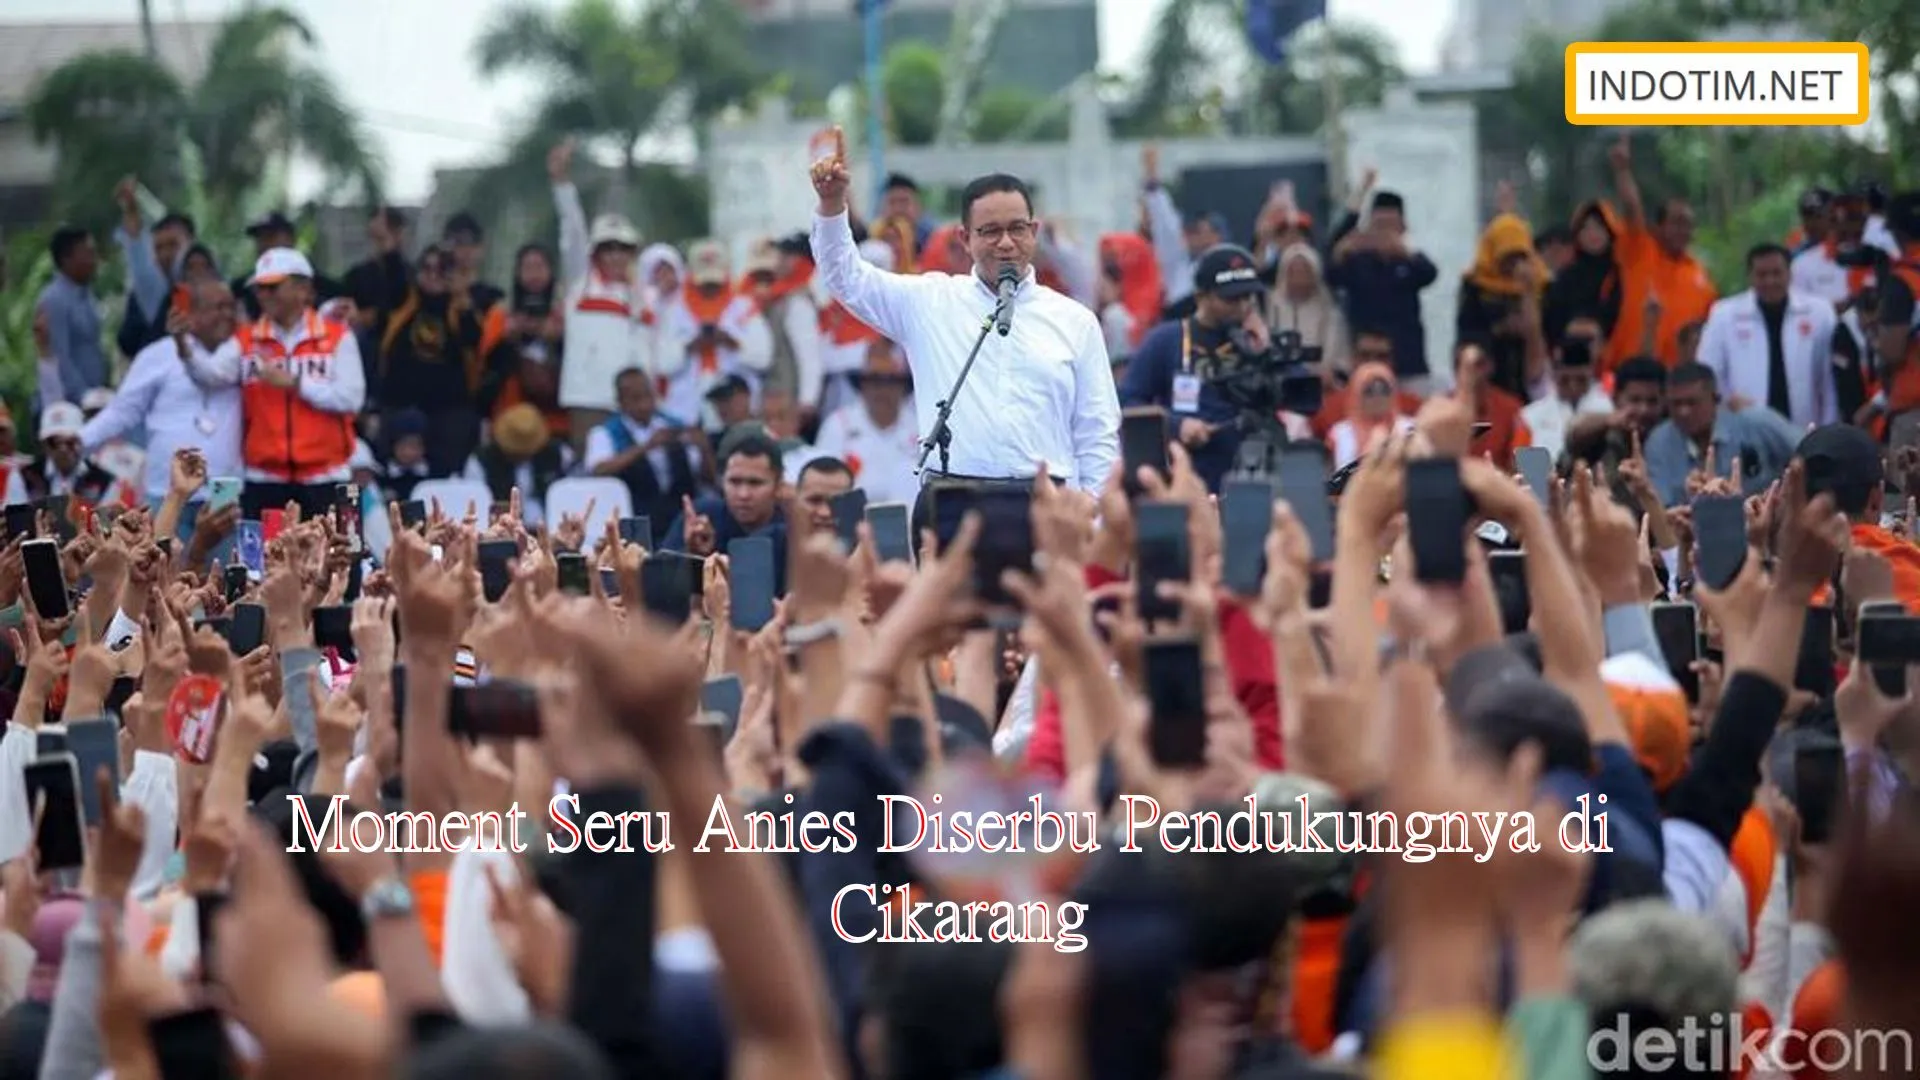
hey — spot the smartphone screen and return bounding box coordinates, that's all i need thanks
[21,538,68,619]
[1692,496,1748,591]
[1516,446,1553,509]
[1277,447,1334,563]
[829,489,868,552]
[701,675,745,744]
[1794,606,1836,696]
[1220,478,1274,597]
[207,477,244,513]
[728,536,777,632]
[1488,550,1530,635]
[334,483,362,551]
[478,539,519,603]
[866,502,913,564]
[1651,602,1701,703]
[223,564,250,603]
[1856,611,1920,697]
[1794,742,1844,844]
[399,500,428,530]
[556,552,590,596]
[640,555,695,624]
[24,755,86,871]
[391,663,408,734]
[619,516,653,550]
[1143,637,1207,769]
[194,893,227,985]
[312,604,354,656]
[967,488,1035,610]
[66,719,119,826]
[1134,501,1191,625]
[1404,458,1469,584]
[226,602,267,656]
[1120,406,1171,496]
[447,680,542,738]
[39,496,75,542]
[3,503,35,541]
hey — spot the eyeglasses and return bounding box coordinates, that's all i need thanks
[971,221,1035,244]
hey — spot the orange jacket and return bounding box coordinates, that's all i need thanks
[235,313,358,481]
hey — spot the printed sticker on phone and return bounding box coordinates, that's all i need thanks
[166,674,225,764]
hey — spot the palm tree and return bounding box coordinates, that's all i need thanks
[24,5,381,232]
[469,0,764,240]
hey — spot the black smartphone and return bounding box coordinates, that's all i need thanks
[199,616,231,640]
[39,495,74,542]
[556,552,590,596]
[226,602,266,656]
[193,893,227,986]
[223,564,250,603]
[35,731,65,756]
[1692,496,1748,591]
[640,555,695,624]
[968,487,1035,611]
[391,663,408,734]
[313,604,354,658]
[1277,447,1334,563]
[1560,337,1594,369]
[1515,446,1553,509]
[105,675,138,717]
[700,674,744,745]
[1134,501,1191,625]
[866,502,913,564]
[1856,609,1920,697]
[728,536,777,632]
[334,483,362,549]
[21,538,68,619]
[1794,741,1844,844]
[1404,458,1470,584]
[478,538,519,603]
[598,566,619,596]
[1220,478,1275,597]
[66,718,119,826]
[1488,550,1530,635]
[1278,373,1324,417]
[1120,406,1171,496]
[1651,601,1701,703]
[447,680,542,739]
[24,754,86,871]
[619,516,654,550]
[1143,637,1207,769]
[1794,605,1836,697]
[400,499,428,530]
[829,489,868,552]
[4,503,36,541]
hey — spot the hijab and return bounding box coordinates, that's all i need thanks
[1099,233,1163,347]
[1465,214,1551,297]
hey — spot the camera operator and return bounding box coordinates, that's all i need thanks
[1120,245,1309,491]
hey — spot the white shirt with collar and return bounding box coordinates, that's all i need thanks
[813,397,921,505]
[459,444,577,527]
[1695,288,1838,429]
[581,413,705,489]
[81,334,244,501]
[808,210,1120,490]
[1520,386,1613,459]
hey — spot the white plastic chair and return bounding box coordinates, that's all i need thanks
[409,479,497,523]
[544,477,631,539]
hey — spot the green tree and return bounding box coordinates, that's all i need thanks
[470,0,763,240]
[882,43,947,146]
[25,6,380,233]
[970,86,1070,143]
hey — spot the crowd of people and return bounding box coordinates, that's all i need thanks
[0,119,1916,1079]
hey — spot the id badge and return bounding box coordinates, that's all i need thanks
[1171,374,1203,414]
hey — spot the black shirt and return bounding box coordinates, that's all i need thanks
[1759,298,1790,417]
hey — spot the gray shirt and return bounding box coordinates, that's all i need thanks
[35,274,108,406]
[1644,406,1799,507]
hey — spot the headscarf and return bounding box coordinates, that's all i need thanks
[919,225,967,275]
[1098,233,1163,347]
[1344,362,1402,446]
[638,243,686,309]
[511,243,557,314]
[1465,213,1551,297]
[871,216,919,274]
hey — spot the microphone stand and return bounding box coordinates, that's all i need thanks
[916,290,1013,478]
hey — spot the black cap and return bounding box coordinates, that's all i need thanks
[1372,190,1405,213]
[1799,187,1834,213]
[245,210,295,237]
[1192,243,1264,299]
[1797,423,1884,496]
[773,231,812,258]
[703,373,750,401]
[884,172,918,193]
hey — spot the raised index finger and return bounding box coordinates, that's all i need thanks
[832,125,846,163]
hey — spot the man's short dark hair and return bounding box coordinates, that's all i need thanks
[49,226,90,266]
[1353,327,1392,349]
[1746,242,1791,268]
[798,456,854,485]
[1653,197,1691,225]
[721,432,783,477]
[958,174,1033,228]
[613,367,651,392]
[1613,357,1667,394]
[375,205,408,232]
[154,212,196,236]
[885,172,919,194]
[1371,191,1404,214]
[1536,225,1573,249]
[1669,361,1716,392]
[443,211,483,242]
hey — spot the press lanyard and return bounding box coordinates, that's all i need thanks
[1180,319,1193,374]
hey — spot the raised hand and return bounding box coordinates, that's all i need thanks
[809,125,851,214]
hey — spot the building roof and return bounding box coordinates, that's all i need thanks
[0,20,218,104]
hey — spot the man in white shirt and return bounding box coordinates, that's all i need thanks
[814,342,920,505]
[81,278,244,506]
[1520,317,1614,459]
[807,126,1119,529]
[1698,243,1838,430]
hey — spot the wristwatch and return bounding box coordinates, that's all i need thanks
[360,876,416,922]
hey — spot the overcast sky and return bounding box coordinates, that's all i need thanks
[6,0,1454,200]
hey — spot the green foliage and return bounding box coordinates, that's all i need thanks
[882,43,947,146]
[971,87,1070,143]
[0,232,54,429]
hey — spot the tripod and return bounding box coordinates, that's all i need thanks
[916,298,1013,478]
[1227,411,1294,479]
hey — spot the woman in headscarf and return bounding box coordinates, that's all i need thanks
[1325,362,1415,469]
[485,243,569,438]
[1097,233,1164,353]
[1456,213,1552,400]
[916,224,970,276]
[1543,200,1624,349]
[1266,243,1351,378]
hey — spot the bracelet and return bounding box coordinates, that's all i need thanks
[1377,636,1428,668]
[784,617,845,652]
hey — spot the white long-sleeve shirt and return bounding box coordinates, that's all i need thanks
[808,210,1119,490]
[81,334,244,500]
[190,313,368,484]
[1696,288,1838,430]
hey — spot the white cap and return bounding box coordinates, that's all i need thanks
[249,246,314,286]
[686,239,729,285]
[588,213,641,250]
[79,387,115,412]
[39,402,84,441]
[858,239,895,272]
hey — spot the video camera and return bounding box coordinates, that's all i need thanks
[1193,328,1325,477]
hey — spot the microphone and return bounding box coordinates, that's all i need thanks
[994,264,1019,337]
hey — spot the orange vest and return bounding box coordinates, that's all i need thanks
[235,312,357,481]
[683,286,737,375]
